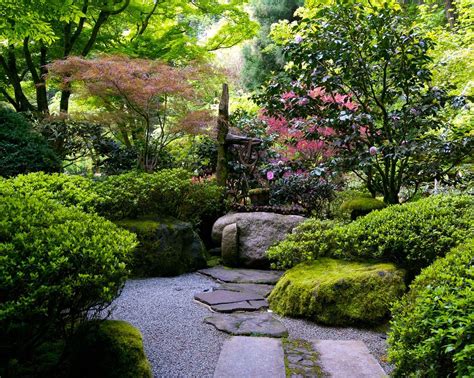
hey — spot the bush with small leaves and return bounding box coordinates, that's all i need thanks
[388,240,474,377]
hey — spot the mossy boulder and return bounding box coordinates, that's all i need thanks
[340,197,386,220]
[268,259,406,326]
[69,320,152,378]
[116,217,207,277]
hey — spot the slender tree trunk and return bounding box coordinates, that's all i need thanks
[445,0,457,27]
[216,83,230,187]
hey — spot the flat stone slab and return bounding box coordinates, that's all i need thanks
[211,299,268,313]
[194,290,264,306]
[214,336,286,378]
[198,266,283,284]
[312,340,387,378]
[216,283,275,297]
[205,313,288,337]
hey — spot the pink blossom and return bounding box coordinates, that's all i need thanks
[308,87,325,99]
[369,146,378,156]
[344,101,359,111]
[281,91,297,102]
[298,97,309,106]
[266,171,274,180]
[334,93,348,104]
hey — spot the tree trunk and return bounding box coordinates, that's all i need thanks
[445,0,457,27]
[216,83,230,187]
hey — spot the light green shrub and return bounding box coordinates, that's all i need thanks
[0,184,137,363]
[268,195,473,276]
[388,240,474,377]
[340,197,386,220]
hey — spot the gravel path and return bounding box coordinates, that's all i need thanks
[110,274,225,377]
[111,273,392,377]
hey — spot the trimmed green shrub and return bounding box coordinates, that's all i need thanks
[267,219,340,270]
[69,320,152,378]
[340,197,386,220]
[115,217,207,277]
[0,107,61,177]
[388,240,474,377]
[0,184,137,361]
[268,195,473,275]
[94,169,223,224]
[7,172,99,212]
[268,258,406,325]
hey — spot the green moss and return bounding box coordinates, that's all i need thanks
[269,259,406,326]
[69,320,152,378]
[340,197,386,220]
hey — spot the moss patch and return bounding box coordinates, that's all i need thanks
[340,197,386,220]
[69,320,152,378]
[269,259,406,326]
[283,338,325,377]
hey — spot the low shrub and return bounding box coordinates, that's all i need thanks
[268,258,406,325]
[340,197,386,220]
[7,172,99,213]
[0,185,137,364]
[0,107,61,177]
[388,240,474,377]
[69,320,152,378]
[267,195,473,275]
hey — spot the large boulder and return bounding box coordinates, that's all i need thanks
[212,212,306,268]
[116,217,207,277]
[268,258,406,325]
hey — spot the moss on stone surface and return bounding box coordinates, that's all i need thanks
[69,320,152,378]
[340,197,386,220]
[269,259,406,326]
[115,217,207,277]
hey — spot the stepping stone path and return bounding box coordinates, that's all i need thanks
[313,340,387,378]
[205,313,288,338]
[213,336,286,378]
[195,266,387,377]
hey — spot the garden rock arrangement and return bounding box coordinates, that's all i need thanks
[269,258,406,325]
[116,217,207,277]
[212,212,306,268]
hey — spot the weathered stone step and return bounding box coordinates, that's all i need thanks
[194,289,269,313]
[312,340,387,378]
[198,266,283,284]
[214,336,286,378]
[205,313,288,338]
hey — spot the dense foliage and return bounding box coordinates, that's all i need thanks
[388,239,474,377]
[0,108,61,177]
[258,2,473,203]
[268,195,474,275]
[0,184,137,369]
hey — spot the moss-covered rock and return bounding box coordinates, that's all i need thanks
[116,217,207,277]
[340,197,386,220]
[69,320,152,378]
[269,259,406,326]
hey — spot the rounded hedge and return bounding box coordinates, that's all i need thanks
[340,197,386,220]
[268,195,473,275]
[0,107,61,177]
[0,184,137,360]
[388,240,474,377]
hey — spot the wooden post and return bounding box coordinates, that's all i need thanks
[216,83,229,187]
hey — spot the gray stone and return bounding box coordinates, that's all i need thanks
[221,223,239,266]
[211,301,259,313]
[216,282,275,297]
[312,340,387,378]
[205,313,288,337]
[198,266,283,284]
[287,354,304,364]
[194,290,264,306]
[212,212,306,268]
[213,336,286,378]
[115,217,207,277]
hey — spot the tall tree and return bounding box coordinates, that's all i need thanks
[0,0,257,115]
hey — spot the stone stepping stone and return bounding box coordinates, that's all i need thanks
[205,313,288,338]
[211,299,268,313]
[216,283,275,298]
[312,340,387,378]
[194,290,264,305]
[213,336,286,378]
[198,266,283,284]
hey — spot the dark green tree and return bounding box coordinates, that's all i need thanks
[241,0,303,91]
